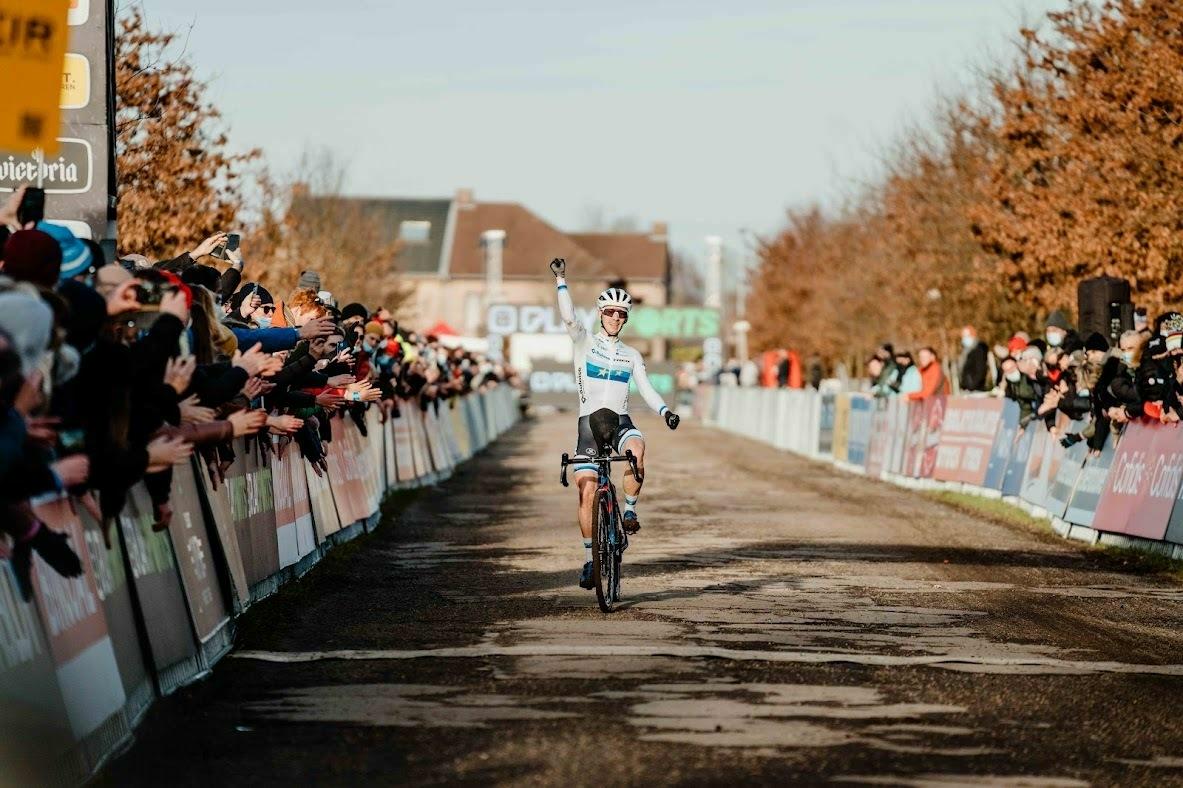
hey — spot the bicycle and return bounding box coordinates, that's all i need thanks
[560,447,640,613]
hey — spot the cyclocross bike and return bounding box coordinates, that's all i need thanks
[560,448,640,613]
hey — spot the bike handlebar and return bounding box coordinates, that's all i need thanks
[560,450,639,487]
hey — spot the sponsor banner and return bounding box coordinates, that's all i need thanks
[167,463,229,642]
[383,413,399,485]
[1092,422,1183,540]
[391,406,417,484]
[918,395,947,478]
[60,53,90,110]
[1020,422,1054,508]
[982,400,1020,490]
[442,398,468,462]
[225,442,278,588]
[884,397,909,475]
[324,417,369,527]
[864,398,891,477]
[1001,422,1036,497]
[846,394,874,467]
[422,404,452,474]
[407,402,434,479]
[271,440,316,569]
[0,0,70,153]
[488,303,720,340]
[933,398,1005,485]
[817,392,836,455]
[1064,434,1117,526]
[902,400,926,477]
[0,560,73,787]
[831,394,851,463]
[194,460,250,611]
[118,484,199,676]
[364,407,387,510]
[76,505,150,709]
[1045,421,1091,520]
[305,453,342,541]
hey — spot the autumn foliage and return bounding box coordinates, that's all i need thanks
[749,0,1183,362]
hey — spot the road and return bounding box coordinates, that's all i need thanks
[101,412,1183,786]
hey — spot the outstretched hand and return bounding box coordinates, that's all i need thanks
[664,411,680,431]
[549,258,566,278]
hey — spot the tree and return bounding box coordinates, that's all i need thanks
[245,149,413,312]
[115,6,258,258]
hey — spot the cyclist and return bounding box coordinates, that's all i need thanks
[549,258,680,590]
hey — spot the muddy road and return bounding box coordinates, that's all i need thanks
[101,412,1183,786]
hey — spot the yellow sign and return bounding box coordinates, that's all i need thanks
[60,53,89,109]
[0,0,70,154]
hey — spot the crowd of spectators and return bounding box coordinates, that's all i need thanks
[0,186,516,601]
[863,305,1178,456]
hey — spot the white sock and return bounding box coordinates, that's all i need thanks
[583,539,592,562]
[624,494,639,515]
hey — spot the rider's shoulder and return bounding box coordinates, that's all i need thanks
[620,341,645,361]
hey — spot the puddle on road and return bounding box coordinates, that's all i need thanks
[623,682,993,757]
[243,683,574,728]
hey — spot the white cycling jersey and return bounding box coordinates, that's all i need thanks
[556,279,670,419]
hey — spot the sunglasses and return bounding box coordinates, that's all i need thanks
[601,308,628,319]
[260,304,276,314]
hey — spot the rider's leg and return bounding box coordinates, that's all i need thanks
[620,436,645,512]
[576,472,597,539]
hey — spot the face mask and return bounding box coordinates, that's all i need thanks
[1077,388,1090,397]
[1121,351,1135,365]
[961,336,975,349]
[256,315,272,329]
[1046,331,1063,347]
[1005,371,1022,383]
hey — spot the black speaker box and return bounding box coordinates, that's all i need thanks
[1078,276,1132,343]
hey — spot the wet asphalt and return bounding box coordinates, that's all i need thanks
[99,412,1183,787]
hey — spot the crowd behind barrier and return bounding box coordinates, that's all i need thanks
[0,385,518,786]
[698,385,1183,561]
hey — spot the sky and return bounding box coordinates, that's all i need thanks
[136,0,1065,268]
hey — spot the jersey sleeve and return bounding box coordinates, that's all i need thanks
[555,277,587,343]
[631,348,670,417]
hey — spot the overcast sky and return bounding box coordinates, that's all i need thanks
[135,0,1063,267]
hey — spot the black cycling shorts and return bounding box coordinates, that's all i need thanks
[572,413,643,475]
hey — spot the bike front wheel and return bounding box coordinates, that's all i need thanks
[591,492,617,613]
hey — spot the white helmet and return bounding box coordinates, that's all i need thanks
[597,287,633,314]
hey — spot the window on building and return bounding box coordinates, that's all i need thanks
[399,220,431,244]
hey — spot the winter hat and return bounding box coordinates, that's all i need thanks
[1046,310,1072,331]
[341,302,368,322]
[1084,332,1109,353]
[57,279,107,351]
[364,320,384,338]
[1006,334,1028,356]
[36,222,93,281]
[1146,335,1167,358]
[0,291,53,375]
[1157,311,1183,338]
[3,229,62,288]
[180,264,221,293]
[296,270,321,291]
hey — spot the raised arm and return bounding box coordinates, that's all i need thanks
[550,258,585,342]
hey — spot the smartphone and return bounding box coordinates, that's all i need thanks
[211,232,239,260]
[17,187,45,226]
[226,233,240,253]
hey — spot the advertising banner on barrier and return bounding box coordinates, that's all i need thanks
[1020,423,1053,508]
[884,397,909,475]
[391,406,417,485]
[305,457,342,540]
[846,394,873,467]
[195,464,250,610]
[447,399,471,461]
[325,417,370,527]
[982,401,1020,490]
[865,399,890,477]
[918,394,947,478]
[118,484,199,680]
[934,398,1005,485]
[365,408,387,505]
[272,442,316,569]
[832,394,851,463]
[423,404,453,475]
[226,443,278,587]
[1064,434,1117,526]
[902,401,926,477]
[408,406,434,478]
[383,415,399,485]
[1002,422,1036,497]
[1045,422,1090,519]
[817,392,835,455]
[167,464,230,642]
[1091,421,1183,540]
[30,497,125,740]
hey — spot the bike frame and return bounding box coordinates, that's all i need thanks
[560,449,639,611]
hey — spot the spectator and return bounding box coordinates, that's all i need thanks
[957,325,990,392]
[1009,346,1047,426]
[906,346,950,401]
[895,351,921,396]
[1045,310,1083,354]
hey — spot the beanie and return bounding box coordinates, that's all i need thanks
[342,302,368,322]
[1046,310,1072,331]
[296,270,321,292]
[3,229,62,288]
[180,264,222,293]
[1084,332,1109,353]
[0,292,53,375]
[36,221,92,281]
[58,279,108,351]
[364,320,384,337]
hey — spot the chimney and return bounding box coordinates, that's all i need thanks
[480,229,507,303]
[455,187,475,210]
[649,221,668,242]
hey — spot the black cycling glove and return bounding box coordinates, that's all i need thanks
[664,411,680,430]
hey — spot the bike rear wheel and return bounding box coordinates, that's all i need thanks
[591,493,617,612]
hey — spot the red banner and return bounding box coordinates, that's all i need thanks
[933,398,1005,485]
[1092,421,1183,540]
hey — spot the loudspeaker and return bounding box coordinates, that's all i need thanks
[1078,276,1132,344]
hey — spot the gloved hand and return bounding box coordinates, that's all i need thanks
[1060,432,1082,449]
[549,258,566,278]
[664,411,680,430]
[12,522,83,601]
